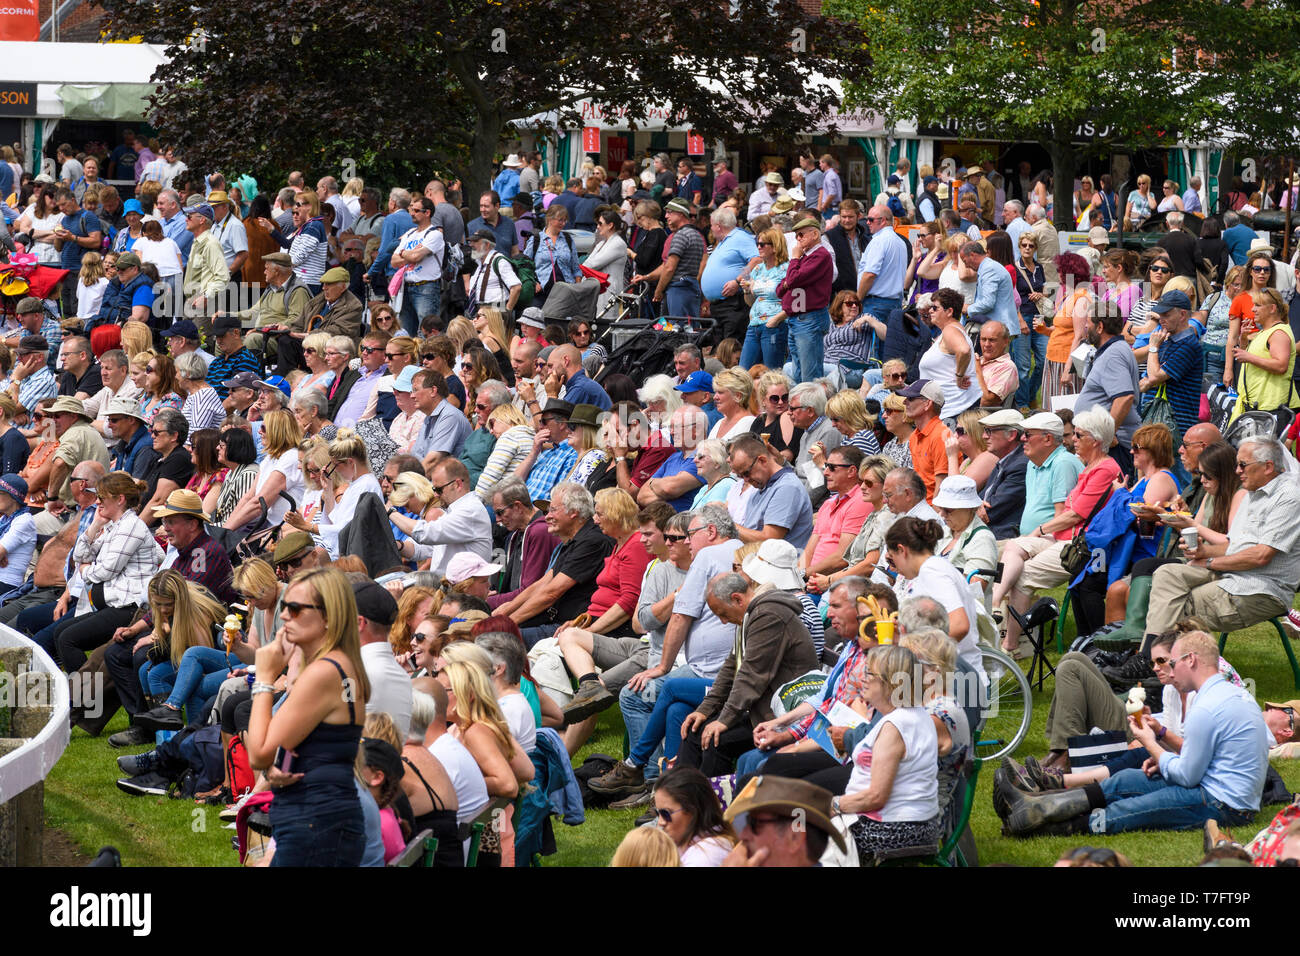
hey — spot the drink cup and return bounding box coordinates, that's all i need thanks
[875,620,895,645]
[1181,527,1198,554]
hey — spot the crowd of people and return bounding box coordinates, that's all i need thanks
[0,138,1298,868]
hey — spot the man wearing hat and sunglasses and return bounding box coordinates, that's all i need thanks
[722,775,846,867]
[207,190,249,280]
[271,530,323,581]
[7,332,58,412]
[748,171,785,220]
[654,199,705,319]
[43,395,110,508]
[92,251,156,328]
[221,251,311,360]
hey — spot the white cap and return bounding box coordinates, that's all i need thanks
[1020,411,1064,436]
[446,552,503,584]
[980,408,1025,429]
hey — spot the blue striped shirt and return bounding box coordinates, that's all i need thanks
[525,443,578,503]
[206,348,263,399]
[18,366,58,411]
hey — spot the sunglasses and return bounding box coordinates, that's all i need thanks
[384,352,403,360]
[731,811,791,835]
[302,348,316,355]
[281,600,323,617]
[422,353,437,361]
[361,345,383,354]
[1250,265,1272,273]
[1149,265,1171,274]
[663,533,688,543]
[825,462,855,471]
[1151,654,1173,667]
[768,393,788,403]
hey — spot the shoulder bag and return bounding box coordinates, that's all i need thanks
[1060,485,1114,578]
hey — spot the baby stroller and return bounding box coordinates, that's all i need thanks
[595,316,717,385]
[541,278,600,324]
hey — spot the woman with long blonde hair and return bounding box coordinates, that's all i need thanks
[246,566,370,867]
[120,320,155,360]
[445,316,477,356]
[223,408,305,530]
[438,659,534,800]
[473,306,511,366]
[134,572,233,729]
[284,428,382,557]
[475,403,535,500]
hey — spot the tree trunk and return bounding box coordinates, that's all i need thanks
[460,109,504,208]
[1045,138,1079,232]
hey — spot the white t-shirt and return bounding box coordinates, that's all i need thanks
[255,449,304,525]
[896,554,985,679]
[680,835,733,867]
[429,732,490,826]
[498,691,537,753]
[76,277,110,319]
[316,471,382,557]
[360,640,413,740]
[398,225,445,283]
[326,194,354,235]
[134,236,184,277]
[0,511,36,588]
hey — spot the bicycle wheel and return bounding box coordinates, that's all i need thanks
[974,646,1033,762]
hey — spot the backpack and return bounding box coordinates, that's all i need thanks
[440,238,466,283]
[497,254,537,308]
[226,734,256,799]
[887,193,907,219]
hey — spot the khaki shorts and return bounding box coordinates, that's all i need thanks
[592,635,651,696]
[1013,537,1071,593]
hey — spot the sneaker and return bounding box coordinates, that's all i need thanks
[608,786,653,810]
[116,751,157,776]
[1102,653,1154,688]
[116,771,173,797]
[108,725,153,748]
[133,704,185,732]
[562,679,616,724]
[587,760,645,797]
[1284,609,1300,635]
[1000,757,1039,793]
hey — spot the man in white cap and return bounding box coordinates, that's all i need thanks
[977,409,1030,540]
[1081,225,1109,276]
[1013,411,1081,539]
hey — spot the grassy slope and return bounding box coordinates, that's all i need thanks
[43,600,1300,867]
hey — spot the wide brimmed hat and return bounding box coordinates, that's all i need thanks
[567,403,602,430]
[153,489,209,521]
[723,776,846,853]
[932,475,983,510]
[742,539,804,591]
[47,396,91,419]
[501,154,524,168]
[103,395,147,423]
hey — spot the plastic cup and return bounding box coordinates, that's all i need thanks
[1181,528,1198,554]
[875,620,895,645]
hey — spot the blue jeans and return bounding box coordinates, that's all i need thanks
[664,277,702,319]
[618,664,693,780]
[142,646,237,721]
[628,675,711,768]
[271,806,367,867]
[787,308,830,383]
[19,601,69,662]
[734,747,772,780]
[1090,768,1258,834]
[740,322,787,370]
[1011,327,1047,407]
[399,281,442,336]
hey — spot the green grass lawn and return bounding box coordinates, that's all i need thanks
[43,601,1300,867]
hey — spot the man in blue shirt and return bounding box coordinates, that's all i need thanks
[548,344,610,410]
[1221,211,1257,266]
[1182,177,1203,214]
[105,396,154,477]
[675,371,720,430]
[700,208,758,342]
[366,188,416,294]
[964,241,1021,376]
[155,190,193,264]
[492,155,522,208]
[675,158,703,206]
[1141,291,1204,436]
[638,405,706,512]
[53,187,102,317]
[729,433,815,549]
[997,630,1269,836]
[465,191,519,258]
[856,205,909,352]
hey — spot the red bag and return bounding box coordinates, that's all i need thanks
[580,263,610,292]
[1245,796,1300,866]
[226,734,255,799]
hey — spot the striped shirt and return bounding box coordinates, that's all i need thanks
[35,314,62,367]
[667,227,706,281]
[73,509,162,608]
[847,427,881,455]
[18,366,58,412]
[206,348,263,399]
[475,424,534,501]
[286,219,328,286]
[183,385,227,435]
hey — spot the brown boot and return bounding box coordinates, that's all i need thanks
[1040,749,1069,772]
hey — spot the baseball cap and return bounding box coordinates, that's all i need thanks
[163,320,200,340]
[222,371,261,392]
[447,552,504,585]
[213,315,243,336]
[980,409,1025,430]
[256,375,292,398]
[675,370,714,394]
[898,379,945,407]
[1151,290,1193,314]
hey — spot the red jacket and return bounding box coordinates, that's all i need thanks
[777,244,834,314]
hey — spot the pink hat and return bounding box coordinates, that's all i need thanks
[446,552,503,584]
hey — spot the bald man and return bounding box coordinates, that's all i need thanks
[547,343,610,410]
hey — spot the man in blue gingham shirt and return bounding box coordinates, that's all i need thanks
[12,335,59,412]
[524,399,578,504]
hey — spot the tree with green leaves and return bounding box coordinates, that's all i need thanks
[99,0,871,198]
[826,0,1256,228]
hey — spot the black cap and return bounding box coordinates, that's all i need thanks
[213,315,243,336]
[351,577,397,627]
[17,334,49,354]
[470,228,498,244]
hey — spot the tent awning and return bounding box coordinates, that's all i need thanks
[0,40,168,119]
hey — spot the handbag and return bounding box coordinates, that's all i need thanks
[1066,730,1128,769]
[1069,342,1095,380]
[1140,382,1182,445]
[1060,486,1114,578]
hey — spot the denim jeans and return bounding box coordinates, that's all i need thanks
[628,675,711,768]
[860,294,901,362]
[618,665,693,780]
[733,746,772,781]
[741,322,788,370]
[142,646,237,721]
[271,806,367,867]
[1090,767,1258,834]
[18,601,68,661]
[787,308,830,383]
[399,281,442,336]
[1011,328,1047,407]
[664,277,702,319]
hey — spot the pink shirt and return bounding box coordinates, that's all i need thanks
[810,490,871,566]
[981,353,1018,402]
[389,410,427,452]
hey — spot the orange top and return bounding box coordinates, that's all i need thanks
[908,416,951,503]
[1047,287,1092,364]
[1229,291,1259,338]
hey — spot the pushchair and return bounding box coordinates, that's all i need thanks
[595,316,717,385]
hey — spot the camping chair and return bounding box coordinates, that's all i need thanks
[1220,619,1300,690]
[1005,596,1059,691]
[387,829,437,867]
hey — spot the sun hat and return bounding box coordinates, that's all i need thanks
[742,539,805,591]
[932,475,984,510]
[446,552,504,585]
[152,489,209,521]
